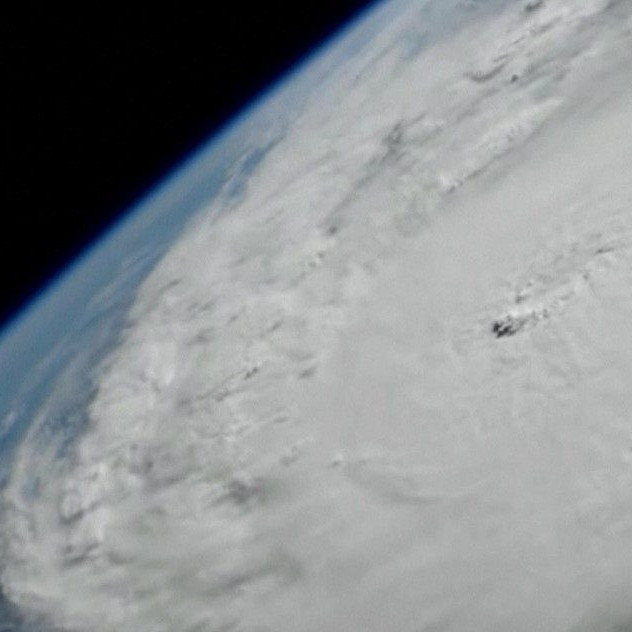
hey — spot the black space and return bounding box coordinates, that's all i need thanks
[2,1,374,330]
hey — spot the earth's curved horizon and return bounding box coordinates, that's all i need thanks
[2,1,632,630]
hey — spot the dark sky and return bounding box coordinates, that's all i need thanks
[2,1,375,330]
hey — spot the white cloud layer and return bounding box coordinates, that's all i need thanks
[2,0,632,630]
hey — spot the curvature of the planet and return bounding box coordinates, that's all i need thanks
[2,0,632,630]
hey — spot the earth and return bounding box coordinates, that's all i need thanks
[2,0,632,630]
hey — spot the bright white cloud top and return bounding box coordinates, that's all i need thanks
[2,0,632,630]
